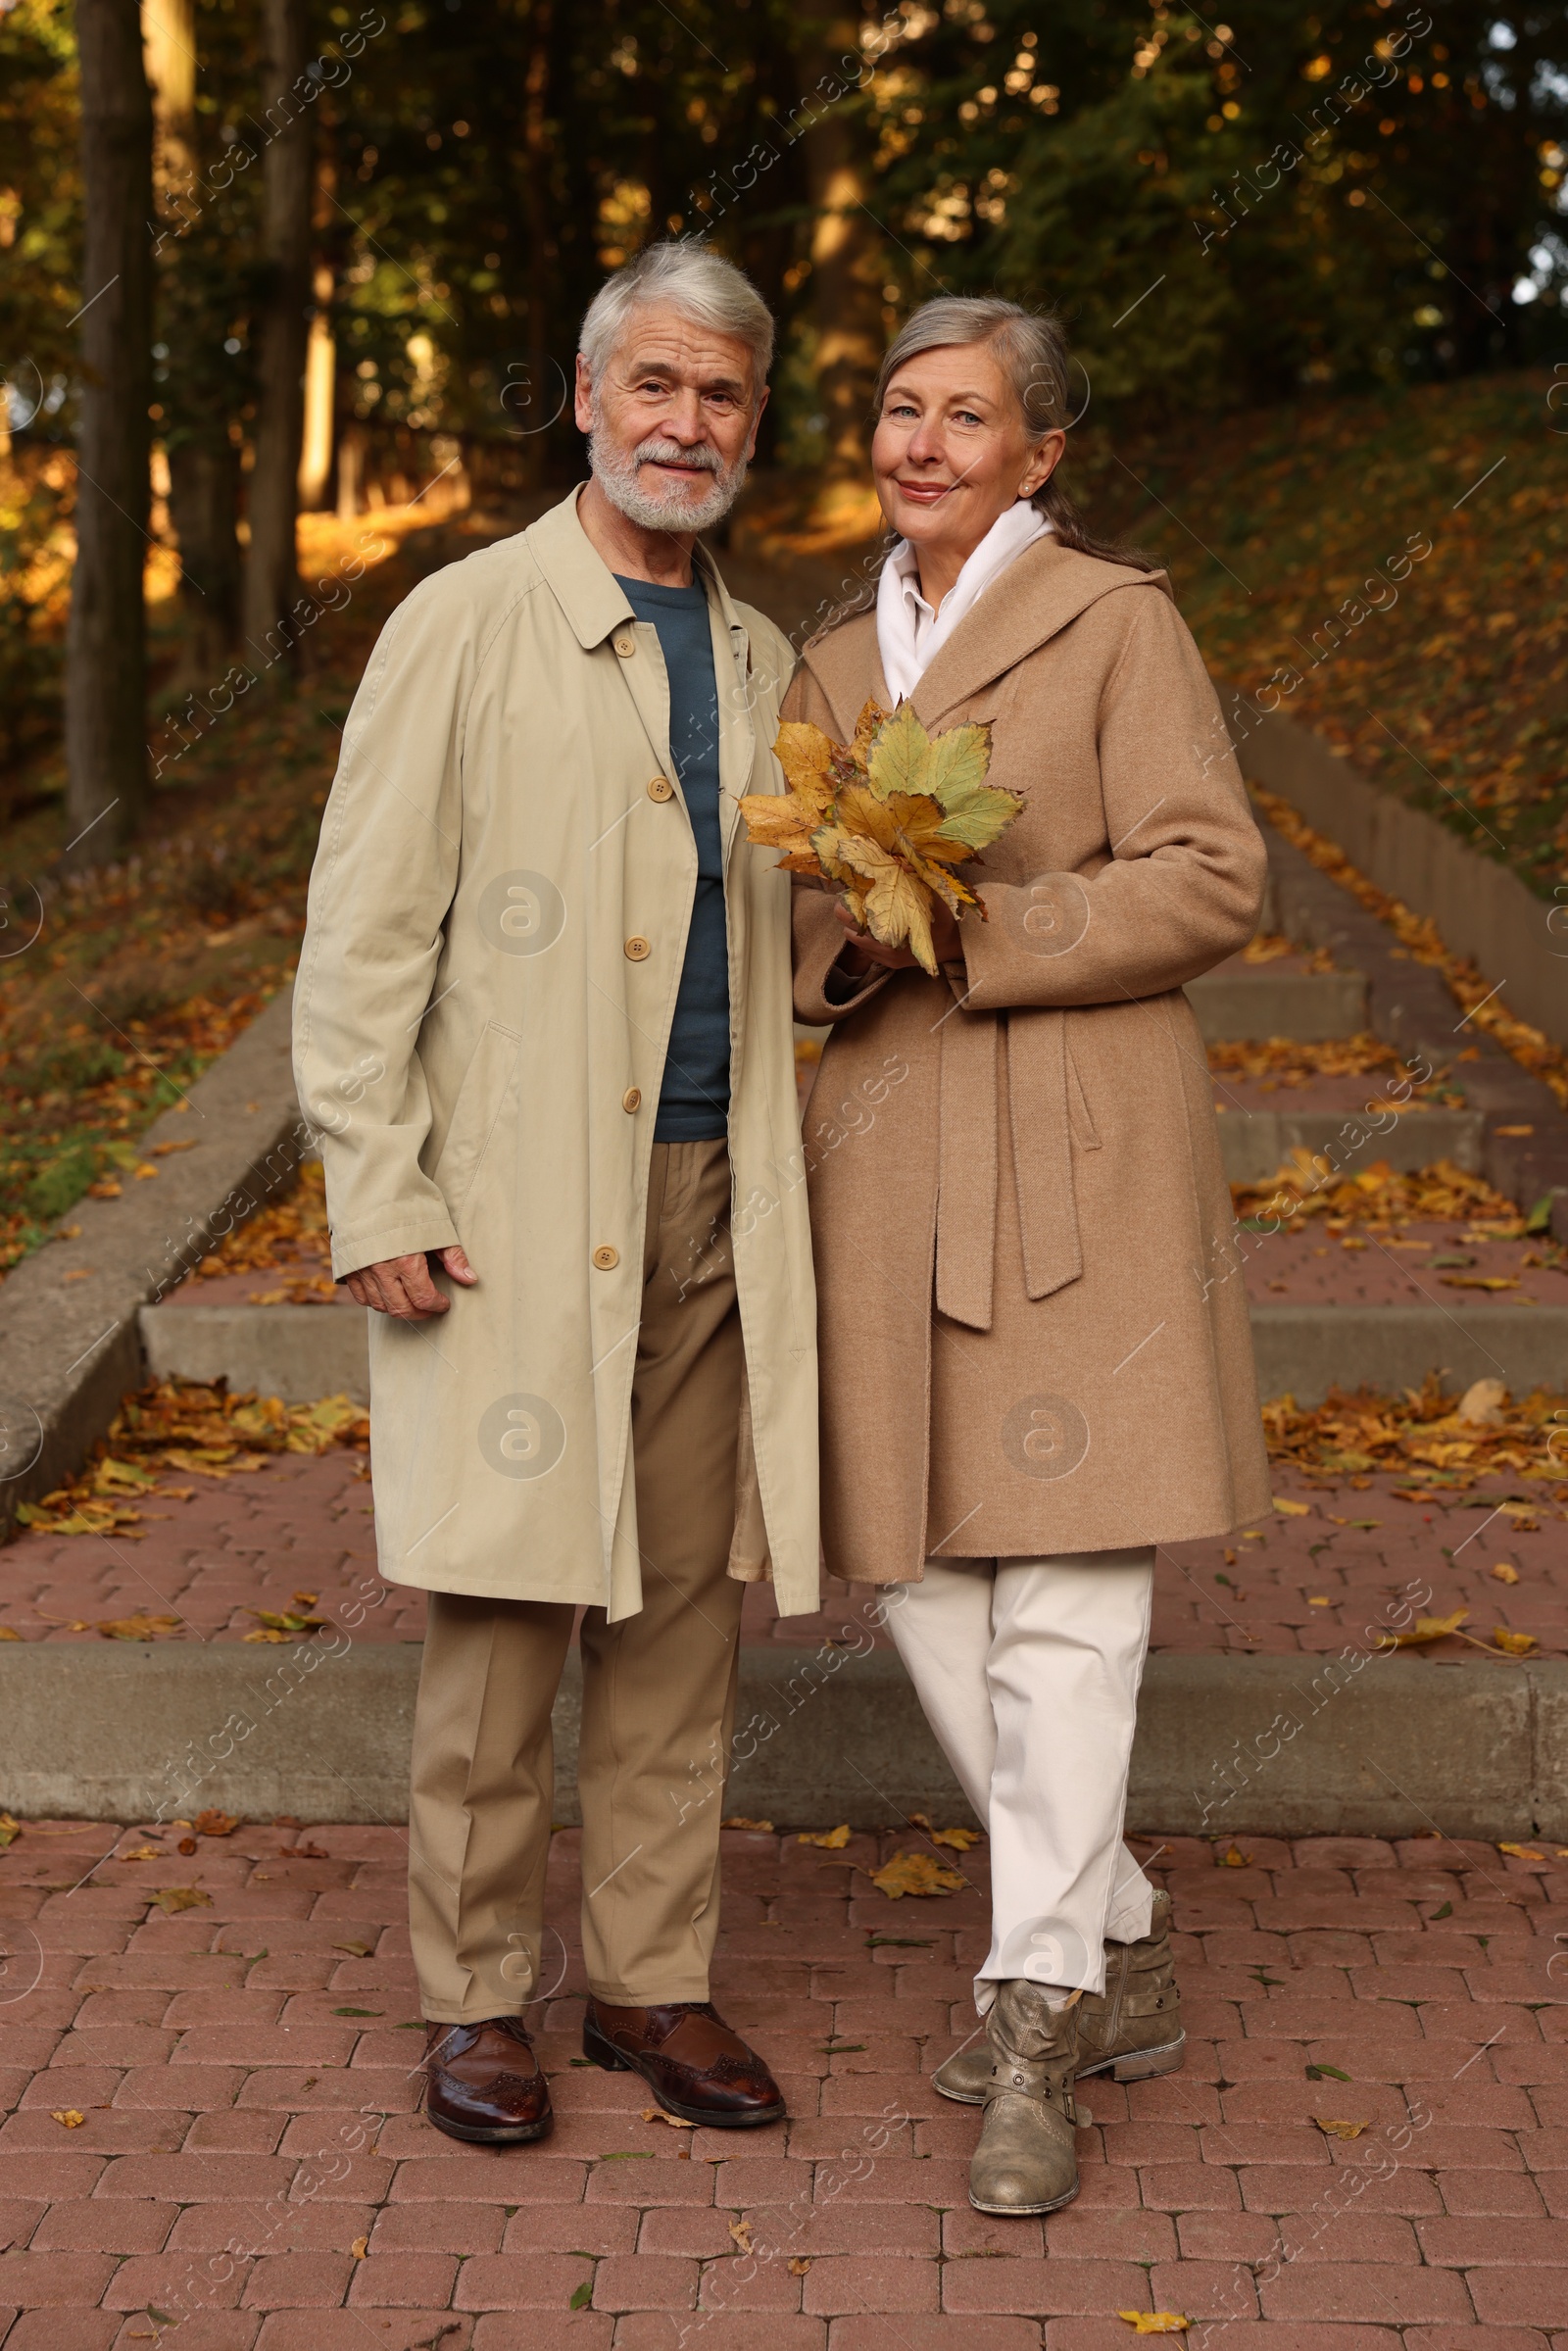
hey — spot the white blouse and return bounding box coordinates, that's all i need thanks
[876,499,1052,705]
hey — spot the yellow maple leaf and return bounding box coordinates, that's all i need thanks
[51,2110,86,2129]
[1115,2315,1190,2334]
[775,720,841,810]
[1220,1843,1251,1868]
[931,1827,981,1850]
[1498,1841,1546,1862]
[729,2218,754,2252]
[1272,1495,1310,1517]
[1493,1628,1537,1656]
[870,1849,965,1899]
[825,831,939,972]
[1314,2117,1368,2139]
[798,1824,852,1849]
[149,1886,212,1914]
[1380,1607,1469,1649]
[1491,1563,1521,1584]
[721,1817,774,1833]
[96,1613,181,1641]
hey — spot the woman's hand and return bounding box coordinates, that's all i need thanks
[834,895,963,973]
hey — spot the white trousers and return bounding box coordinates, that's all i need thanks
[882,1547,1155,2015]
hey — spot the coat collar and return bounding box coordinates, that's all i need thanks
[800,540,1170,740]
[526,483,750,662]
[911,537,1170,723]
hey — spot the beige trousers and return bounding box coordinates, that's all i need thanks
[408,1140,746,2021]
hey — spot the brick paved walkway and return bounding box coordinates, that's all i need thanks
[3,1445,1562,1662]
[0,1822,1564,2346]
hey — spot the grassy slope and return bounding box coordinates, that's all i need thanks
[1073,368,1568,894]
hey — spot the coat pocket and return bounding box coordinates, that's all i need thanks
[1065,1038,1102,1151]
[430,1020,524,1224]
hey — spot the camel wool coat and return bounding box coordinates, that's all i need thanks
[789,533,1273,1586]
[294,489,819,1620]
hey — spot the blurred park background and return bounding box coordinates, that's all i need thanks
[0,0,1566,1271]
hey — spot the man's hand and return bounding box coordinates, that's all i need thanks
[834,895,962,973]
[345,1245,477,1321]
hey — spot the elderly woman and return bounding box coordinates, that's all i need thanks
[788,297,1270,2218]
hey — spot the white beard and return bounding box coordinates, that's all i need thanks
[589,423,748,535]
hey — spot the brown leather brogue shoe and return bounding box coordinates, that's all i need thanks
[583,1997,785,2128]
[423,2016,553,2145]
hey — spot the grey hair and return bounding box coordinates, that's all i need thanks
[578,240,775,399]
[873,295,1155,571]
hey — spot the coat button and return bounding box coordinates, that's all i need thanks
[613,634,635,658]
[622,1086,642,1112]
[647,775,674,802]
[592,1245,619,1271]
[623,935,651,961]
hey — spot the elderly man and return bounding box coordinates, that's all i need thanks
[294,242,816,2143]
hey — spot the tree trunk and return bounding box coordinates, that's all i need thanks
[65,0,154,863]
[242,0,313,668]
[798,8,884,488]
[169,437,242,679]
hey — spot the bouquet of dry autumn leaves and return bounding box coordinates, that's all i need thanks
[738,701,1023,975]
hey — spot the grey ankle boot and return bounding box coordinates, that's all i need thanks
[936,1889,1184,2105]
[967,1981,1082,2217]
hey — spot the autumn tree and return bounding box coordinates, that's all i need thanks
[242,0,312,663]
[64,0,153,862]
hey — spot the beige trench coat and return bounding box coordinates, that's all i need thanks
[789,534,1272,1585]
[295,489,819,1620]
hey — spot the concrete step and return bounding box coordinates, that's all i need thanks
[139,1290,1568,1413]
[140,1298,370,1404]
[2,1637,1562,1840]
[1215,1102,1482,1184]
[1185,961,1368,1043]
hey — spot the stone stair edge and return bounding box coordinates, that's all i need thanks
[2,1639,1564,1840]
[0,985,312,1536]
[1224,685,1568,1238]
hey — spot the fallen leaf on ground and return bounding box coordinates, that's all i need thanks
[1492,1562,1521,1584]
[177,1838,197,1855]
[51,2110,85,2129]
[788,2257,811,2275]
[1306,2063,1352,2082]
[1456,1377,1509,1425]
[721,1817,774,1832]
[870,1850,965,1898]
[1443,1274,1520,1291]
[1494,1628,1538,1655]
[246,1609,327,1636]
[1315,2117,1368,2139]
[350,2235,368,2258]
[119,1845,161,1862]
[148,1886,212,1913]
[1380,1607,1470,1649]
[96,1613,181,1641]
[194,1810,239,1837]
[243,1628,292,1642]
[641,2107,695,2131]
[1220,1844,1251,1868]
[332,1940,373,1958]
[1116,2316,1190,2335]
[0,1626,21,1640]
[728,2218,754,2252]
[1498,1842,1546,1862]
[0,1815,20,1847]
[798,1824,852,1848]
[569,2281,594,2309]
[1272,1496,1309,1517]
[930,1826,981,1850]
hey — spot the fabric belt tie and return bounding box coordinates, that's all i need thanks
[934,1004,1084,1331]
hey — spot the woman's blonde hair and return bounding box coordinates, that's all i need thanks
[873,295,1155,571]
